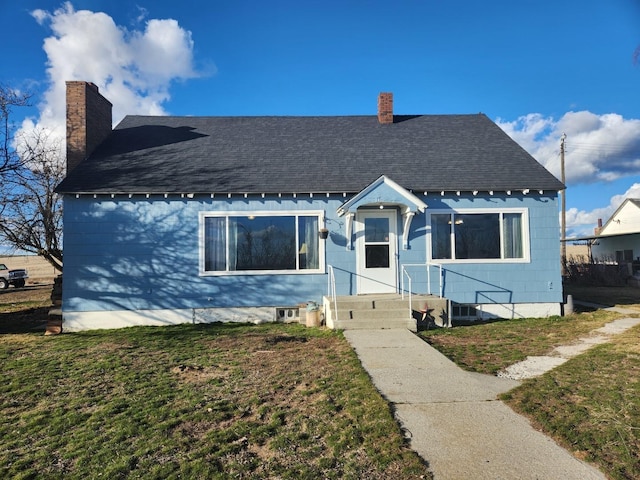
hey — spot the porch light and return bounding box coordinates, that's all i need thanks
[319,228,329,239]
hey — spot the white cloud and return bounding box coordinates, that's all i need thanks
[498,111,640,238]
[21,1,200,145]
[497,111,640,185]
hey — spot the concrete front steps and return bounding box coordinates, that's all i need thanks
[323,294,449,331]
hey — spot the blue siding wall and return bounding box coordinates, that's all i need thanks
[63,195,345,312]
[62,191,562,313]
[415,194,563,305]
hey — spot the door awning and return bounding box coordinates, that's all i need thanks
[337,175,427,250]
[336,175,427,217]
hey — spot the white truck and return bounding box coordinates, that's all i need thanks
[0,263,28,289]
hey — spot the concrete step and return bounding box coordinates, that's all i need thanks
[333,317,414,330]
[326,294,448,331]
[346,309,410,320]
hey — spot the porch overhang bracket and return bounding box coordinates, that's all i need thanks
[345,212,355,250]
[402,211,416,250]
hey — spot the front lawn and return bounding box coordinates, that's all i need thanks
[0,323,430,479]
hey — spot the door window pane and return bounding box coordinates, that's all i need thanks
[365,218,389,242]
[366,245,390,268]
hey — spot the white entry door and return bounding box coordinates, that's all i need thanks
[356,210,398,294]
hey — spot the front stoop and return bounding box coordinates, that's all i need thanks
[324,294,448,331]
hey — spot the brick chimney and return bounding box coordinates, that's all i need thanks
[594,218,603,235]
[377,92,393,124]
[66,81,112,173]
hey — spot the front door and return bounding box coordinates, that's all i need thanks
[356,210,397,294]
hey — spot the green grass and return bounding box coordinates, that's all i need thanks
[419,309,620,374]
[0,323,430,479]
[419,288,640,480]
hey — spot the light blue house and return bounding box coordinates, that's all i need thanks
[57,82,565,331]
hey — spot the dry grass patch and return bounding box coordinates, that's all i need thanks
[0,322,430,479]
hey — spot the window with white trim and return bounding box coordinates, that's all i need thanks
[431,210,528,261]
[201,212,323,273]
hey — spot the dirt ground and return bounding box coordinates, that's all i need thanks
[0,284,53,334]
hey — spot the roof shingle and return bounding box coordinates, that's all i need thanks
[56,113,565,194]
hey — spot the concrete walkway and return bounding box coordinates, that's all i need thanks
[343,329,606,480]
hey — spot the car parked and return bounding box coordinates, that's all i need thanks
[0,263,29,289]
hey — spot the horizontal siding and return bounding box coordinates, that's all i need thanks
[63,196,337,312]
[62,192,562,314]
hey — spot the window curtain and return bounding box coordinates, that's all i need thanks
[303,217,319,269]
[431,214,452,259]
[229,219,238,271]
[204,217,226,271]
[503,213,523,258]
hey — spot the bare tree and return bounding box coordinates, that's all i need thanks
[0,84,31,177]
[0,107,64,272]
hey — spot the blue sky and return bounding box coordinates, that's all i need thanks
[2,0,640,238]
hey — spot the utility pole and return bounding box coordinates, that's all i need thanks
[560,133,567,271]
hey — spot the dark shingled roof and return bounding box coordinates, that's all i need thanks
[56,113,565,194]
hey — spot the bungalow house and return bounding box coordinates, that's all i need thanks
[56,81,565,331]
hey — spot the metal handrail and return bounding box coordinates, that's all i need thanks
[401,266,415,314]
[401,263,444,296]
[431,262,444,298]
[401,263,425,298]
[401,262,445,321]
[327,265,338,324]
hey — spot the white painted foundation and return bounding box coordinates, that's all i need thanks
[63,306,299,332]
[476,302,562,320]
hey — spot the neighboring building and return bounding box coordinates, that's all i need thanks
[56,81,565,331]
[589,198,640,272]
